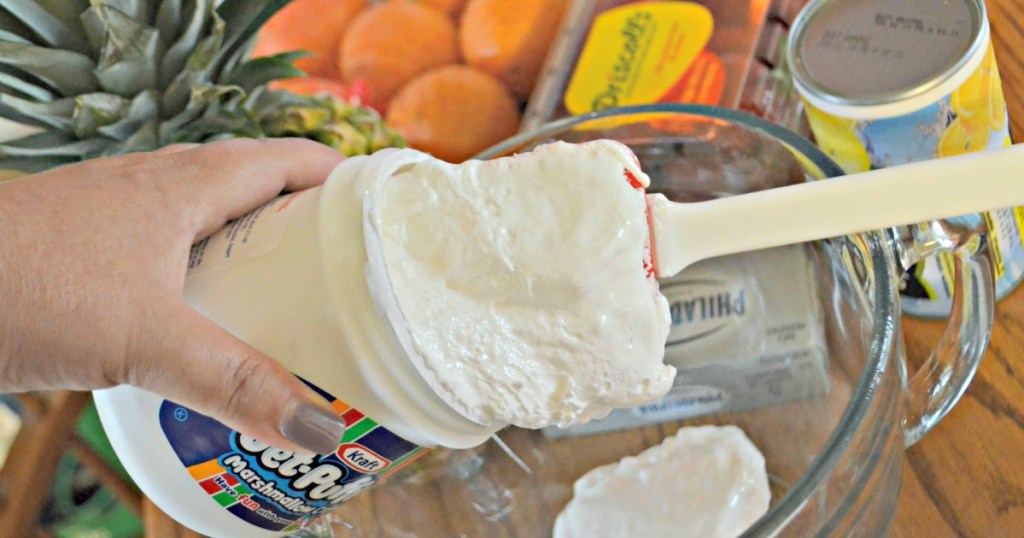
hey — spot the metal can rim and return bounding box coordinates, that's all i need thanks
[788,0,990,119]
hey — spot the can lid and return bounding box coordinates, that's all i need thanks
[789,0,986,117]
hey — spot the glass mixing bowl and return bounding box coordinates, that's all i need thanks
[324,104,993,537]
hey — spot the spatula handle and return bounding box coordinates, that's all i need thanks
[651,144,1024,277]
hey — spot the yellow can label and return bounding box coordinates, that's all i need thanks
[564,1,715,115]
[803,40,1024,315]
[803,101,871,174]
[983,212,1006,280]
[804,42,1009,172]
[938,44,1008,158]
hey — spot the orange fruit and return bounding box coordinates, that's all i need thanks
[253,0,368,78]
[386,65,521,163]
[416,0,467,17]
[340,0,459,108]
[459,0,570,100]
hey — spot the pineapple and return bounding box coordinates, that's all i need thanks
[0,0,403,173]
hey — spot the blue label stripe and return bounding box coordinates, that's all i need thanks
[158,378,428,532]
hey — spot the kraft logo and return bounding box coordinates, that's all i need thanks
[338,444,391,473]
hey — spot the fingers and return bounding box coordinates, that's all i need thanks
[153,138,345,240]
[96,138,348,452]
[125,298,346,455]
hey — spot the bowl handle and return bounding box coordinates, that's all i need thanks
[894,220,995,446]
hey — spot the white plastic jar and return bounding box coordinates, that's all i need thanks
[94,149,501,537]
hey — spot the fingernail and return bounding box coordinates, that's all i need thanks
[280,401,346,454]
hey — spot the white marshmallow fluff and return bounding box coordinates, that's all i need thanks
[554,425,771,538]
[362,140,675,429]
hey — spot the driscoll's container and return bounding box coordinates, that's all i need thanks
[788,0,1023,317]
[93,150,500,537]
[522,0,812,133]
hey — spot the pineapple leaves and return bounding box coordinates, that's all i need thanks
[154,0,183,40]
[97,0,155,26]
[84,3,165,96]
[0,1,90,54]
[0,155,76,172]
[111,117,158,153]
[0,92,74,129]
[161,6,222,114]
[0,30,33,46]
[80,5,108,55]
[212,0,289,72]
[0,64,56,101]
[225,52,308,92]
[96,89,158,140]
[28,0,89,32]
[0,9,34,40]
[159,83,238,142]
[0,130,105,157]
[159,0,210,88]
[72,92,130,138]
[0,0,399,171]
[0,129,106,171]
[0,41,99,96]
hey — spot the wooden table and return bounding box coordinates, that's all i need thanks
[892,2,1024,536]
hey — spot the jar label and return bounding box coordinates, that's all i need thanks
[158,380,429,532]
[187,191,304,277]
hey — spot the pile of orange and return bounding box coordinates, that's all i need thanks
[254,0,569,162]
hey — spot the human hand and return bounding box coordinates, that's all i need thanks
[0,138,348,454]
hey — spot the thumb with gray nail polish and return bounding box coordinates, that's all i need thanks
[281,400,348,455]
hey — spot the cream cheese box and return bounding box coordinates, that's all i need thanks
[545,243,829,438]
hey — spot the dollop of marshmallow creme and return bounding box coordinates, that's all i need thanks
[364,141,675,429]
[554,425,770,538]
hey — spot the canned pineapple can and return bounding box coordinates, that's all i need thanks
[788,0,1022,317]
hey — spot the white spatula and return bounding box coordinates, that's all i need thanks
[648,143,1024,278]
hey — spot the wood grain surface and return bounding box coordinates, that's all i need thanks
[892,2,1024,536]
